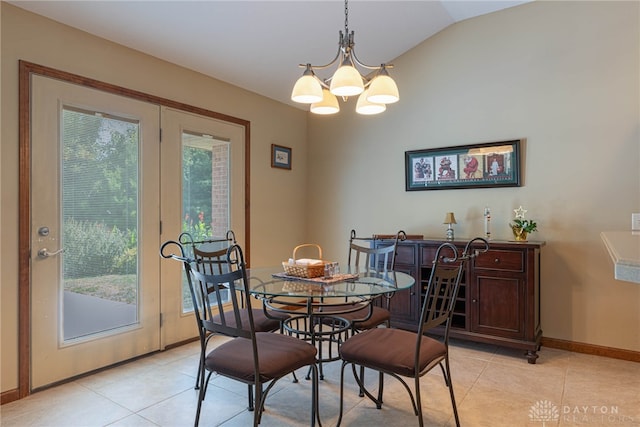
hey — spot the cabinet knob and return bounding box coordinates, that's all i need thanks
[494,258,500,263]
[472,299,477,303]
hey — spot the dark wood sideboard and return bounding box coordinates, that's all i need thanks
[375,237,545,364]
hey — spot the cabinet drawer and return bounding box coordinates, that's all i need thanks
[475,249,524,272]
[420,245,459,265]
[420,246,436,264]
[395,244,416,265]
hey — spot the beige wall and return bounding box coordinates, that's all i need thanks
[1,3,308,393]
[307,1,640,352]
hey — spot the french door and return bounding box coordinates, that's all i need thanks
[27,72,247,390]
[159,107,246,345]
[30,75,161,389]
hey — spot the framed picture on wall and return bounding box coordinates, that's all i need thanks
[405,139,522,191]
[271,144,292,170]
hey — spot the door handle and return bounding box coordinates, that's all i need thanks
[38,248,65,258]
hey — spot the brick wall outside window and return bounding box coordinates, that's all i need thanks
[211,144,229,235]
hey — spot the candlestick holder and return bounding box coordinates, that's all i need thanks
[484,207,491,240]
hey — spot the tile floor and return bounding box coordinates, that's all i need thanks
[2,337,639,427]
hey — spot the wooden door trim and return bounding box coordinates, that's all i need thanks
[17,60,251,399]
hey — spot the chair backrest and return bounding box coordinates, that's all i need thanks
[160,232,241,337]
[184,244,255,340]
[417,238,489,340]
[181,231,238,309]
[192,247,231,281]
[348,229,405,273]
[179,230,237,260]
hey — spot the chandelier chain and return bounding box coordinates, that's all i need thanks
[344,0,349,34]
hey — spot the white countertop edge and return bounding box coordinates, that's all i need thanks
[600,232,640,284]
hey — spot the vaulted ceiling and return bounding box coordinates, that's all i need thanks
[9,1,531,108]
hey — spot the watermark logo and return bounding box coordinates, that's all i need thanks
[530,401,635,425]
[529,400,560,426]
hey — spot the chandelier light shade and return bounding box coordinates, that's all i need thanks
[291,65,323,103]
[329,65,364,97]
[291,0,399,115]
[366,68,399,104]
[310,89,340,115]
[355,89,386,115]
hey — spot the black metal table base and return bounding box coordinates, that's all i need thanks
[283,314,350,380]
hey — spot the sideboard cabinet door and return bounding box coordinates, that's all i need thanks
[470,245,542,363]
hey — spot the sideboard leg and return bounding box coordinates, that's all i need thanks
[526,350,539,364]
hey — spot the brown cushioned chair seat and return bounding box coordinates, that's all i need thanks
[212,309,288,332]
[320,303,390,330]
[206,332,317,382]
[339,327,446,377]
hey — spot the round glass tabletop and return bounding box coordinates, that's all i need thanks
[245,266,414,299]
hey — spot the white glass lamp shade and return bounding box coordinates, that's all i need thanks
[356,90,386,115]
[310,89,340,115]
[291,74,323,104]
[330,65,364,97]
[367,74,399,104]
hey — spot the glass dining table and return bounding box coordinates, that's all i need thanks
[243,266,415,379]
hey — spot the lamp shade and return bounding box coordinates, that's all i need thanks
[310,89,340,115]
[330,65,364,97]
[291,74,323,104]
[443,212,457,224]
[356,90,386,115]
[367,74,399,104]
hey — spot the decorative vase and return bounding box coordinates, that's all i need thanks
[512,227,528,241]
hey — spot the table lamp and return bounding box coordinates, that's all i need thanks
[443,212,457,241]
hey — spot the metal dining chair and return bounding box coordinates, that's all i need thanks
[337,237,489,427]
[343,229,405,330]
[319,230,405,330]
[319,229,405,394]
[179,230,290,400]
[161,232,291,409]
[185,244,319,426]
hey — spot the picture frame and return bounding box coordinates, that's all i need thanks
[405,139,522,191]
[271,144,292,170]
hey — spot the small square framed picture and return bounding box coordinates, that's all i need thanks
[271,144,292,170]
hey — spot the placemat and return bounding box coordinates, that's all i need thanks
[272,272,358,284]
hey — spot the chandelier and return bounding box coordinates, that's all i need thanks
[290,0,399,115]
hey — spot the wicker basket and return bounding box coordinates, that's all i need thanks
[282,244,325,278]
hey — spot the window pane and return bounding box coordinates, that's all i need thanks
[62,107,139,341]
[181,132,230,311]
